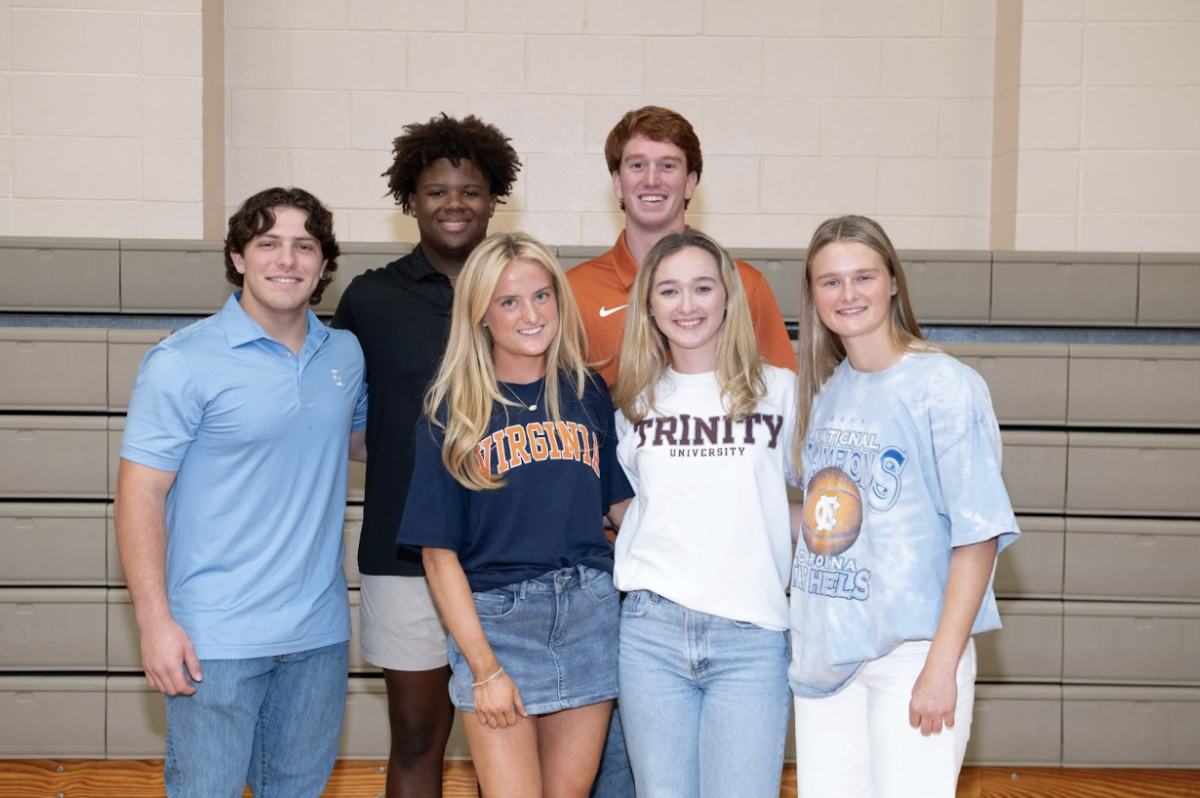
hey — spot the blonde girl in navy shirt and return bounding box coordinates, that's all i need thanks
[398,232,633,798]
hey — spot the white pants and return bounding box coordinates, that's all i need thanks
[793,639,976,798]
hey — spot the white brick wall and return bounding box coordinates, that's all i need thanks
[1,2,204,237]
[0,0,1195,251]
[1013,7,1200,251]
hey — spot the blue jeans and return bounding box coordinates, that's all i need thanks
[618,591,790,798]
[163,641,349,798]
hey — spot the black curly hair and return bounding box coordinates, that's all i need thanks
[383,114,522,213]
[224,186,340,305]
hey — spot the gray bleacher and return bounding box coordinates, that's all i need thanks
[1,238,1198,767]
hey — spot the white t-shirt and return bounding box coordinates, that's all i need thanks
[789,351,1019,698]
[614,365,798,631]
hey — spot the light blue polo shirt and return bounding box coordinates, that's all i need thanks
[121,292,368,659]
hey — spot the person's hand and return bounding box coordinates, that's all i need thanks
[140,617,202,696]
[473,672,527,729]
[909,661,957,736]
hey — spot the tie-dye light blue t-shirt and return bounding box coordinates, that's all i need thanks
[788,350,1019,698]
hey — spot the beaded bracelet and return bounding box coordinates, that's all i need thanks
[472,666,505,690]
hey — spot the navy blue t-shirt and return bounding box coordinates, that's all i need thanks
[397,373,634,592]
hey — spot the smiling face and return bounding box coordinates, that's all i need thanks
[409,157,497,274]
[230,205,327,325]
[648,245,727,374]
[612,134,698,237]
[484,258,561,382]
[809,240,898,359]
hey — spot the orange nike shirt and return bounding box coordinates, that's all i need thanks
[566,231,797,388]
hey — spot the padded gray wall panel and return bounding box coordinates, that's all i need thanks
[0,588,107,670]
[1063,602,1200,685]
[0,237,120,312]
[992,252,1138,325]
[993,516,1064,599]
[1139,255,1200,327]
[0,502,108,586]
[108,329,175,412]
[106,589,140,672]
[347,589,380,674]
[344,505,362,589]
[119,239,231,314]
[1064,518,1200,602]
[0,328,108,411]
[0,676,107,758]
[947,343,1068,425]
[1000,431,1067,514]
[965,684,1062,766]
[898,250,992,324]
[1068,345,1200,428]
[106,503,122,585]
[107,416,124,498]
[1063,686,1200,766]
[557,245,609,271]
[0,415,109,499]
[735,249,802,323]
[1067,432,1200,516]
[105,677,168,758]
[975,600,1063,682]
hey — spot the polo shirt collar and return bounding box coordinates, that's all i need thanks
[406,244,444,283]
[613,230,640,291]
[219,291,328,350]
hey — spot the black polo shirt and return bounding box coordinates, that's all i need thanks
[331,244,453,576]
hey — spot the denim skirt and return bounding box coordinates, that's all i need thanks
[447,565,620,715]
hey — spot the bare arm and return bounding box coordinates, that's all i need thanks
[348,429,367,462]
[789,501,804,544]
[605,498,632,537]
[909,537,999,735]
[114,458,201,696]
[422,547,526,728]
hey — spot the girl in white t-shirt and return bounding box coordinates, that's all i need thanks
[790,215,1018,798]
[610,228,797,798]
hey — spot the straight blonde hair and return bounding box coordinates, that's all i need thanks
[613,229,766,423]
[424,231,590,491]
[794,215,933,474]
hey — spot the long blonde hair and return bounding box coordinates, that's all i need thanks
[794,215,930,473]
[424,231,590,491]
[613,229,766,423]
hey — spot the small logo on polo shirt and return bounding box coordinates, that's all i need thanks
[331,369,344,386]
[598,304,628,318]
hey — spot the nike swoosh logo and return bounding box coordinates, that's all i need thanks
[599,304,628,318]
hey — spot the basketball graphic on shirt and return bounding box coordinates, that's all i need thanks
[802,467,863,557]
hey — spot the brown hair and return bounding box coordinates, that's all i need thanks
[223,186,340,305]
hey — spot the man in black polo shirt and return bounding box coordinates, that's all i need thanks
[332,114,521,798]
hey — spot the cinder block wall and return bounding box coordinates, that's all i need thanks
[0,0,1197,251]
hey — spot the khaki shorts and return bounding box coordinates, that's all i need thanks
[359,574,449,671]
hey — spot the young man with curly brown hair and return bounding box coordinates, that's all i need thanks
[332,114,521,798]
[116,187,368,797]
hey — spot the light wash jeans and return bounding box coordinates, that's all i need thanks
[163,641,349,798]
[618,590,790,798]
[793,639,977,798]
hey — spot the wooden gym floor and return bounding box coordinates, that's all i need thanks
[1,760,1199,797]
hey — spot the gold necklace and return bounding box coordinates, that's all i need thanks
[501,379,543,412]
